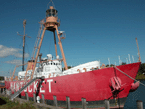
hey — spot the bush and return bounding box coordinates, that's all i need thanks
[0,96,36,109]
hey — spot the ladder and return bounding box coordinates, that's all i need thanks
[31,20,44,60]
[10,77,38,100]
[24,20,44,81]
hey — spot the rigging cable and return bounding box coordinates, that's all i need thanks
[114,66,145,87]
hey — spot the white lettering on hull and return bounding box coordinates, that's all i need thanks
[47,79,53,93]
[40,81,45,93]
[33,81,37,92]
[20,82,23,88]
[28,86,32,92]
[16,82,20,91]
[10,79,54,93]
[14,83,15,90]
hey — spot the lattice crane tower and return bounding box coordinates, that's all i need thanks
[30,6,68,79]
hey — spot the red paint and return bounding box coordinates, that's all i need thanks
[5,62,141,102]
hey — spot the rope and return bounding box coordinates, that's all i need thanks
[114,66,145,87]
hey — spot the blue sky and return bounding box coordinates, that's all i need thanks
[0,0,145,76]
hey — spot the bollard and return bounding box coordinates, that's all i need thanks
[82,98,87,109]
[25,92,29,101]
[66,96,70,109]
[53,95,58,107]
[2,88,5,95]
[136,100,143,109]
[36,96,40,103]
[41,94,45,104]
[104,99,110,109]
[33,93,36,102]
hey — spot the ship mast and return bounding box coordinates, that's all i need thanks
[135,38,141,62]
[22,20,26,71]
[30,5,68,80]
[17,20,31,71]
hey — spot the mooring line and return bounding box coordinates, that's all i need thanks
[114,66,145,87]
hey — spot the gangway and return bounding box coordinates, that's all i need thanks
[10,77,41,100]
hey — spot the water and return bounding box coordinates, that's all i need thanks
[124,80,145,109]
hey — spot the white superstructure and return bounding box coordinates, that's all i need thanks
[18,54,100,80]
[63,61,100,75]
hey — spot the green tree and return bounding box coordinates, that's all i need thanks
[121,62,126,65]
[138,63,145,74]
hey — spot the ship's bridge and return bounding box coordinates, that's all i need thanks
[41,54,62,78]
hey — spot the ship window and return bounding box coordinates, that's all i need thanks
[51,63,52,65]
[46,9,58,17]
[56,63,57,65]
[54,63,55,65]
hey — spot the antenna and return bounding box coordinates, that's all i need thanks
[135,38,141,62]
[47,0,55,9]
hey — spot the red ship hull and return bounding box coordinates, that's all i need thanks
[5,62,141,108]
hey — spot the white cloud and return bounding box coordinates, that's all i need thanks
[5,60,22,65]
[0,45,29,58]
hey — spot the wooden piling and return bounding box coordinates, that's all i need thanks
[25,92,29,101]
[104,99,110,109]
[53,95,57,107]
[66,96,70,109]
[41,94,45,104]
[82,98,87,109]
[33,93,36,102]
[136,100,143,109]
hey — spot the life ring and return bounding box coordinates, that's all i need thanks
[77,69,81,73]
[102,64,106,68]
[83,68,87,72]
[53,73,55,77]
[100,64,106,69]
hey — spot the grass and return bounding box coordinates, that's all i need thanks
[0,96,36,109]
[135,74,145,80]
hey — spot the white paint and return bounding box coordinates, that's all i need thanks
[23,82,27,92]
[10,79,53,93]
[40,81,45,93]
[20,82,23,88]
[40,86,45,93]
[108,58,110,67]
[10,83,14,91]
[47,79,53,93]
[128,54,131,63]
[14,83,15,90]
[33,81,37,92]
[16,83,19,91]
[132,55,134,62]
[37,96,40,103]
[28,86,32,92]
